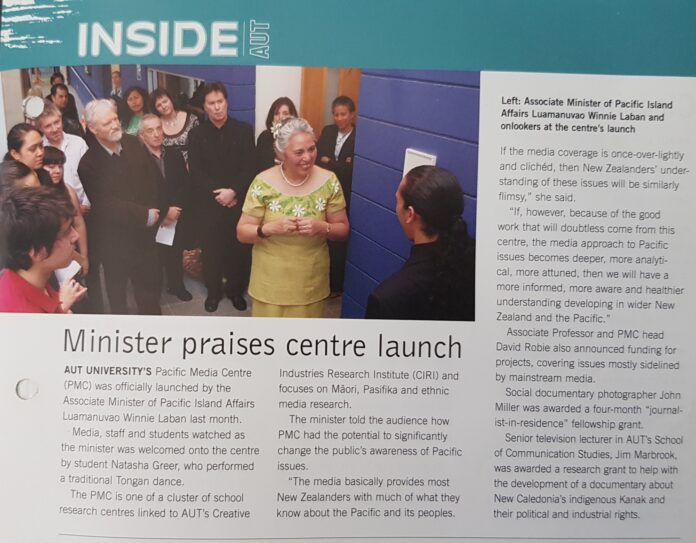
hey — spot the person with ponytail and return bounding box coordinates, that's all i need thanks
[5,123,48,183]
[365,165,475,321]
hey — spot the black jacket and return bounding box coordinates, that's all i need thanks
[78,134,163,255]
[366,241,475,321]
[187,117,255,220]
[316,124,356,201]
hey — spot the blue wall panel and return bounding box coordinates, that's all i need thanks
[341,294,365,320]
[363,70,480,87]
[69,65,108,104]
[354,119,478,197]
[347,231,405,284]
[342,263,379,316]
[351,157,402,210]
[350,195,411,260]
[147,65,255,85]
[359,75,480,142]
[342,69,479,318]
[119,65,141,94]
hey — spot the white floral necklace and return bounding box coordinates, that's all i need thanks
[280,163,310,187]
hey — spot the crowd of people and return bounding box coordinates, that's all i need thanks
[0,70,475,320]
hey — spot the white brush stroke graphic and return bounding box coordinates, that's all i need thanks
[1,0,79,49]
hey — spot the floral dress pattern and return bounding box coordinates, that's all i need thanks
[163,112,199,163]
[242,174,346,306]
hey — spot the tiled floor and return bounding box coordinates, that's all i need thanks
[98,272,342,318]
[162,275,343,318]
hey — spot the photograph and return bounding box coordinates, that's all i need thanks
[0,63,478,320]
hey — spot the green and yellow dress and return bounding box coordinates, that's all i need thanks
[242,174,346,317]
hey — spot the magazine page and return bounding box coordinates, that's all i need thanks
[0,1,694,542]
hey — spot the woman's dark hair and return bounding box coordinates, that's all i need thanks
[401,165,475,320]
[5,123,43,158]
[41,146,68,191]
[265,97,298,129]
[43,146,66,166]
[0,160,34,201]
[123,86,149,124]
[148,88,179,116]
[332,95,356,113]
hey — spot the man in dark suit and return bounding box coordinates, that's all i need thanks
[188,82,255,312]
[138,114,193,302]
[78,99,163,315]
[110,70,123,99]
[316,95,357,293]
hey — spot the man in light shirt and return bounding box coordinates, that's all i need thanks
[36,101,90,214]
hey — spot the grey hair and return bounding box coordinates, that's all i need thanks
[36,100,62,123]
[138,113,161,135]
[84,99,117,127]
[273,117,315,154]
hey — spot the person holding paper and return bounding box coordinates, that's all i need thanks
[365,166,475,321]
[188,82,255,313]
[0,186,86,313]
[78,99,162,315]
[237,117,350,318]
[138,114,192,302]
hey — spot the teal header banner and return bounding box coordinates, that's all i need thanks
[1,0,695,75]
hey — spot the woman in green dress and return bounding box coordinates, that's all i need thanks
[237,117,350,318]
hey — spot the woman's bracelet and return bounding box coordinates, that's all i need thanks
[257,224,270,239]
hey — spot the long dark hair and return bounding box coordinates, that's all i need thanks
[123,86,149,125]
[401,165,475,320]
[265,97,298,129]
[5,123,42,160]
[41,146,68,192]
[148,88,179,116]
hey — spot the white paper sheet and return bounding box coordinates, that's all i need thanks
[155,219,177,246]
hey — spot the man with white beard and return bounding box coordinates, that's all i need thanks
[78,99,163,315]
